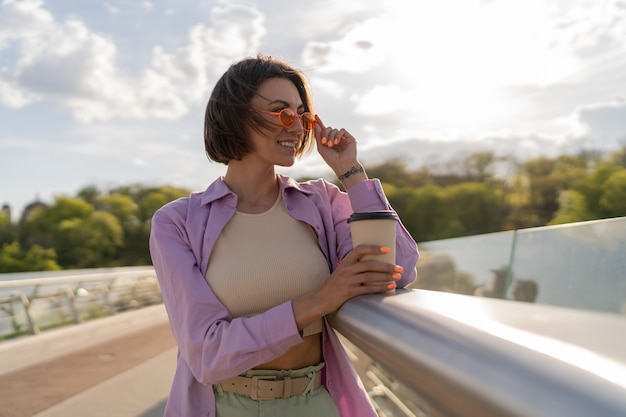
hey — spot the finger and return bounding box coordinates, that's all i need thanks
[334,129,345,145]
[326,129,342,148]
[351,244,392,260]
[315,114,326,130]
[326,128,352,148]
[357,278,398,293]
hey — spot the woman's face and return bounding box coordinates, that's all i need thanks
[246,77,306,168]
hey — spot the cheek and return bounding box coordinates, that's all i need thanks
[246,127,280,152]
[248,122,282,139]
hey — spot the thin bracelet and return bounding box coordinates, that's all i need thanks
[338,166,364,181]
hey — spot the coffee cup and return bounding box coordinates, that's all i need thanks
[348,211,399,265]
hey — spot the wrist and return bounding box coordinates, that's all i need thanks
[337,165,367,188]
[292,290,327,330]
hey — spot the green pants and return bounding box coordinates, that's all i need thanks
[213,364,340,417]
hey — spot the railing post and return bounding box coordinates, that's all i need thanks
[19,292,40,335]
[64,288,82,324]
[96,283,114,315]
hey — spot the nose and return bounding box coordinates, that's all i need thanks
[286,115,305,133]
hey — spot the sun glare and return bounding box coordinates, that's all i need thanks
[369,0,582,137]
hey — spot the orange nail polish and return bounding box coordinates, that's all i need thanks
[380,247,391,253]
[392,273,401,280]
[322,137,327,144]
[387,283,397,290]
[393,265,404,272]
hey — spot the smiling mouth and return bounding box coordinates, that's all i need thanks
[278,141,296,148]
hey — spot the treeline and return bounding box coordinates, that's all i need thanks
[0,185,189,272]
[1,146,625,272]
[376,146,626,241]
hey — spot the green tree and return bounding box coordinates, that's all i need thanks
[77,185,101,205]
[113,185,189,265]
[608,144,626,168]
[55,211,123,268]
[96,194,138,225]
[388,185,448,242]
[523,155,590,225]
[442,182,504,237]
[571,162,618,216]
[367,160,417,188]
[0,211,16,246]
[598,169,626,217]
[462,151,498,182]
[0,241,60,272]
[19,197,94,251]
[549,190,595,225]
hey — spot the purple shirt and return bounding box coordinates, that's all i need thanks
[149,175,419,417]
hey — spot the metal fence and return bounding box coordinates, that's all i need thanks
[0,267,161,339]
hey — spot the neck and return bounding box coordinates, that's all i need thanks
[224,163,279,214]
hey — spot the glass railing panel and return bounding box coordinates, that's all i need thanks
[510,217,626,314]
[412,231,516,297]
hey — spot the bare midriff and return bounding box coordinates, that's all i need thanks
[254,333,322,370]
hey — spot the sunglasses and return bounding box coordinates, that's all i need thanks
[255,108,316,131]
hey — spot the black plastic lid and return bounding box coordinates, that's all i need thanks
[348,211,399,222]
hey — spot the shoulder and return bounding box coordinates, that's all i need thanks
[151,195,193,227]
[152,178,232,225]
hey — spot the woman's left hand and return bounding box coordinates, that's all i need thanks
[314,115,359,173]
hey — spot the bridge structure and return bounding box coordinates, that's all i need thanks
[1,216,625,417]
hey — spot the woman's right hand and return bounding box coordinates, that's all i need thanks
[291,245,403,331]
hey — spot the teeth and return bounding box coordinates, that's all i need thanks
[278,141,296,148]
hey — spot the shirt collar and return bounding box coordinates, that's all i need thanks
[199,174,312,206]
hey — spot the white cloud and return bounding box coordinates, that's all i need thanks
[302,0,626,143]
[0,77,37,107]
[353,84,408,116]
[151,4,266,103]
[0,0,54,47]
[573,100,626,145]
[0,1,266,122]
[301,18,385,73]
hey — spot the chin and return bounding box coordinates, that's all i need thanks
[276,159,296,168]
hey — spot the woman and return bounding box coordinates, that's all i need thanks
[149,55,419,417]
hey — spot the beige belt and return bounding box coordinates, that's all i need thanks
[219,370,323,400]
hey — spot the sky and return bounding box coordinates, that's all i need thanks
[1,0,626,220]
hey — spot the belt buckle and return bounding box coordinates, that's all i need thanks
[250,375,279,400]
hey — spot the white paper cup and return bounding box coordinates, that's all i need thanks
[348,211,399,265]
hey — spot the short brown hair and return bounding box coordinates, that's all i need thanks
[204,55,315,164]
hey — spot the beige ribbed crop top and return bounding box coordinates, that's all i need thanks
[205,193,330,336]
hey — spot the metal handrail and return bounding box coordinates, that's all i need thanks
[0,267,156,290]
[329,288,626,417]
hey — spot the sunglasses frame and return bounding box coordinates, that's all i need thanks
[254,108,316,131]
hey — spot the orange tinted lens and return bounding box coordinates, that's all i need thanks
[278,109,297,127]
[301,113,316,131]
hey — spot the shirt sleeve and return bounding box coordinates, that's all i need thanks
[343,179,419,288]
[149,205,304,385]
